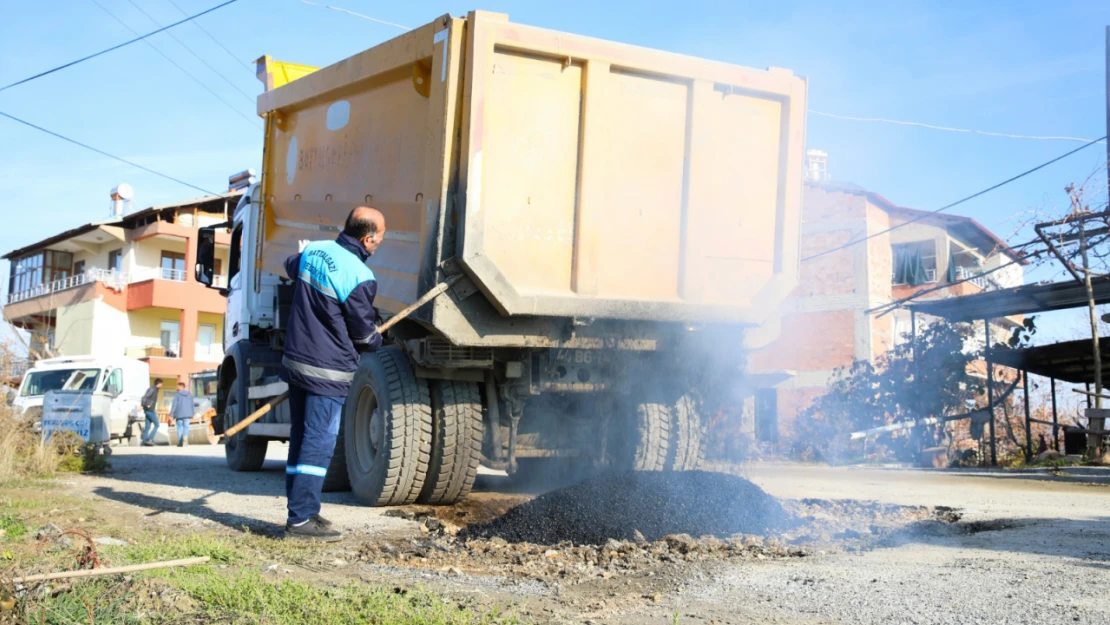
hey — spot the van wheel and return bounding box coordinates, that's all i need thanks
[667,394,705,471]
[224,379,268,471]
[418,380,483,505]
[344,347,432,506]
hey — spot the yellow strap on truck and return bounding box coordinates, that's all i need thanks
[255,55,319,92]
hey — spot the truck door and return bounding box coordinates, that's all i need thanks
[102,368,132,435]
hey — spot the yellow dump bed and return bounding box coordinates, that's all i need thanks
[257,11,807,330]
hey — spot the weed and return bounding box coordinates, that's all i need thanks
[0,514,27,541]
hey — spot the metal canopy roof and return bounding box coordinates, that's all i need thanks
[987,337,1110,384]
[907,276,1110,322]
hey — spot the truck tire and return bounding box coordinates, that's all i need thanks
[343,347,432,506]
[322,416,351,492]
[609,397,671,471]
[418,380,483,505]
[224,379,268,472]
[667,394,705,471]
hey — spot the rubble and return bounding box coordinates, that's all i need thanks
[460,471,794,544]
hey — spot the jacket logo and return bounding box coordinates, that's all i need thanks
[306,249,337,272]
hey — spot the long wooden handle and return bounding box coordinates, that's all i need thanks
[224,277,459,438]
[13,557,210,584]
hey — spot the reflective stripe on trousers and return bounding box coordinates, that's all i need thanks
[286,385,343,525]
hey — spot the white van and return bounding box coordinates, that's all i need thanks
[13,356,150,434]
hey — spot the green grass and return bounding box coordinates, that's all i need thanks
[11,532,526,624]
[0,513,27,541]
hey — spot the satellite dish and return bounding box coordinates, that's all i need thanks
[111,183,134,200]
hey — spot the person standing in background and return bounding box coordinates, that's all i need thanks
[140,379,162,447]
[169,381,194,448]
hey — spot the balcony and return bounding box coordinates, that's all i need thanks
[126,343,180,359]
[954,266,1000,292]
[6,268,126,305]
[195,344,224,363]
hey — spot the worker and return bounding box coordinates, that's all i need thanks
[139,379,162,447]
[169,381,195,448]
[279,206,385,541]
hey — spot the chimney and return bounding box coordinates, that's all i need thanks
[805,149,829,183]
[110,183,134,217]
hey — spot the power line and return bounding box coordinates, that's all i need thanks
[803,135,1109,262]
[296,0,410,30]
[164,0,254,72]
[0,0,240,94]
[125,0,255,103]
[0,110,218,196]
[809,110,1107,145]
[91,0,261,129]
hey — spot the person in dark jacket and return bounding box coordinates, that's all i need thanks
[139,379,162,446]
[279,206,385,540]
[169,382,194,448]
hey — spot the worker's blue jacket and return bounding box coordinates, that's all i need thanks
[279,232,382,396]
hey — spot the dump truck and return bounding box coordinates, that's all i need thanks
[193,10,807,506]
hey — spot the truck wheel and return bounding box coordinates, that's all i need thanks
[344,347,432,506]
[609,397,671,471]
[418,380,483,505]
[322,415,351,492]
[667,394,706,471]
[224,379,268,471]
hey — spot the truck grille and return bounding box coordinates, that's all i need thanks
[421,339,493,368]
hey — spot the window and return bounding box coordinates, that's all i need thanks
[7,249,73,295]
[160,251,186,281]
[228,224,243,283]
[72,260,86,275]
[101,368,123,395]
[160,320,181,358]
[754,389,779,443]
[197,324,217,359]
[892,241,937,286]
[108,249,122,273]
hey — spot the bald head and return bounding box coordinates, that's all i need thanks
[344,206,386,255]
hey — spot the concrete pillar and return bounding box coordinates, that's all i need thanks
[180,307,198,384]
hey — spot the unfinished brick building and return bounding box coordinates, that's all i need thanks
[745,179,1025,443]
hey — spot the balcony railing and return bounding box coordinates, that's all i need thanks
[160,268,187,282]
[212,274,227,288]
[195,344,224,362]
[6,268,127,305]
[955,266,999,292]
[125,344,180,359]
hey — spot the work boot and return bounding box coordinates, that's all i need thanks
[177,441,183,448]
[142,441,154,447]
[311,514,333,528]
[285,518,343,542]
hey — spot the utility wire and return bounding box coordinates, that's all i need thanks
[296,0,410,30]
[809,110,1107,145]
[0,110,218,196]
[164,0,254,71]
[125,0,255,103]
[0,0,239,94]
[91,0,261,129]
[803,136,1109,262]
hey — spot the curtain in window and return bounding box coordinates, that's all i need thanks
[893,247,927,286]
[946,249,957,283]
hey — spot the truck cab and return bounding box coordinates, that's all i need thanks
[17,355,149,437]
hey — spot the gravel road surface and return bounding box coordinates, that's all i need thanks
[62,445,1110,624]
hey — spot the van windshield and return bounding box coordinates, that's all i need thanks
[20,369,102,397]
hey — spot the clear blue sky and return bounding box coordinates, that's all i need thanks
[1,0,1109,345]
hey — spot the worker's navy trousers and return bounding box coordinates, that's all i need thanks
[285,385,343,525]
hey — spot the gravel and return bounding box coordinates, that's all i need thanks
[460,470,795,545]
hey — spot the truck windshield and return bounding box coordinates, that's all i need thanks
[191,376,218,398]
[20,369,101,397]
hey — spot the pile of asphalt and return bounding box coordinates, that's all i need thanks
[460,470,795,545]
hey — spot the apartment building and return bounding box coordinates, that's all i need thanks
[3,190,237,404]
[746,178,1025,442]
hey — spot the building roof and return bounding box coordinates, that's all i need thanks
[3,191,241,260]
[807,181,1027,264]
[987,337,1110,384]
[907,276,1110,322]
